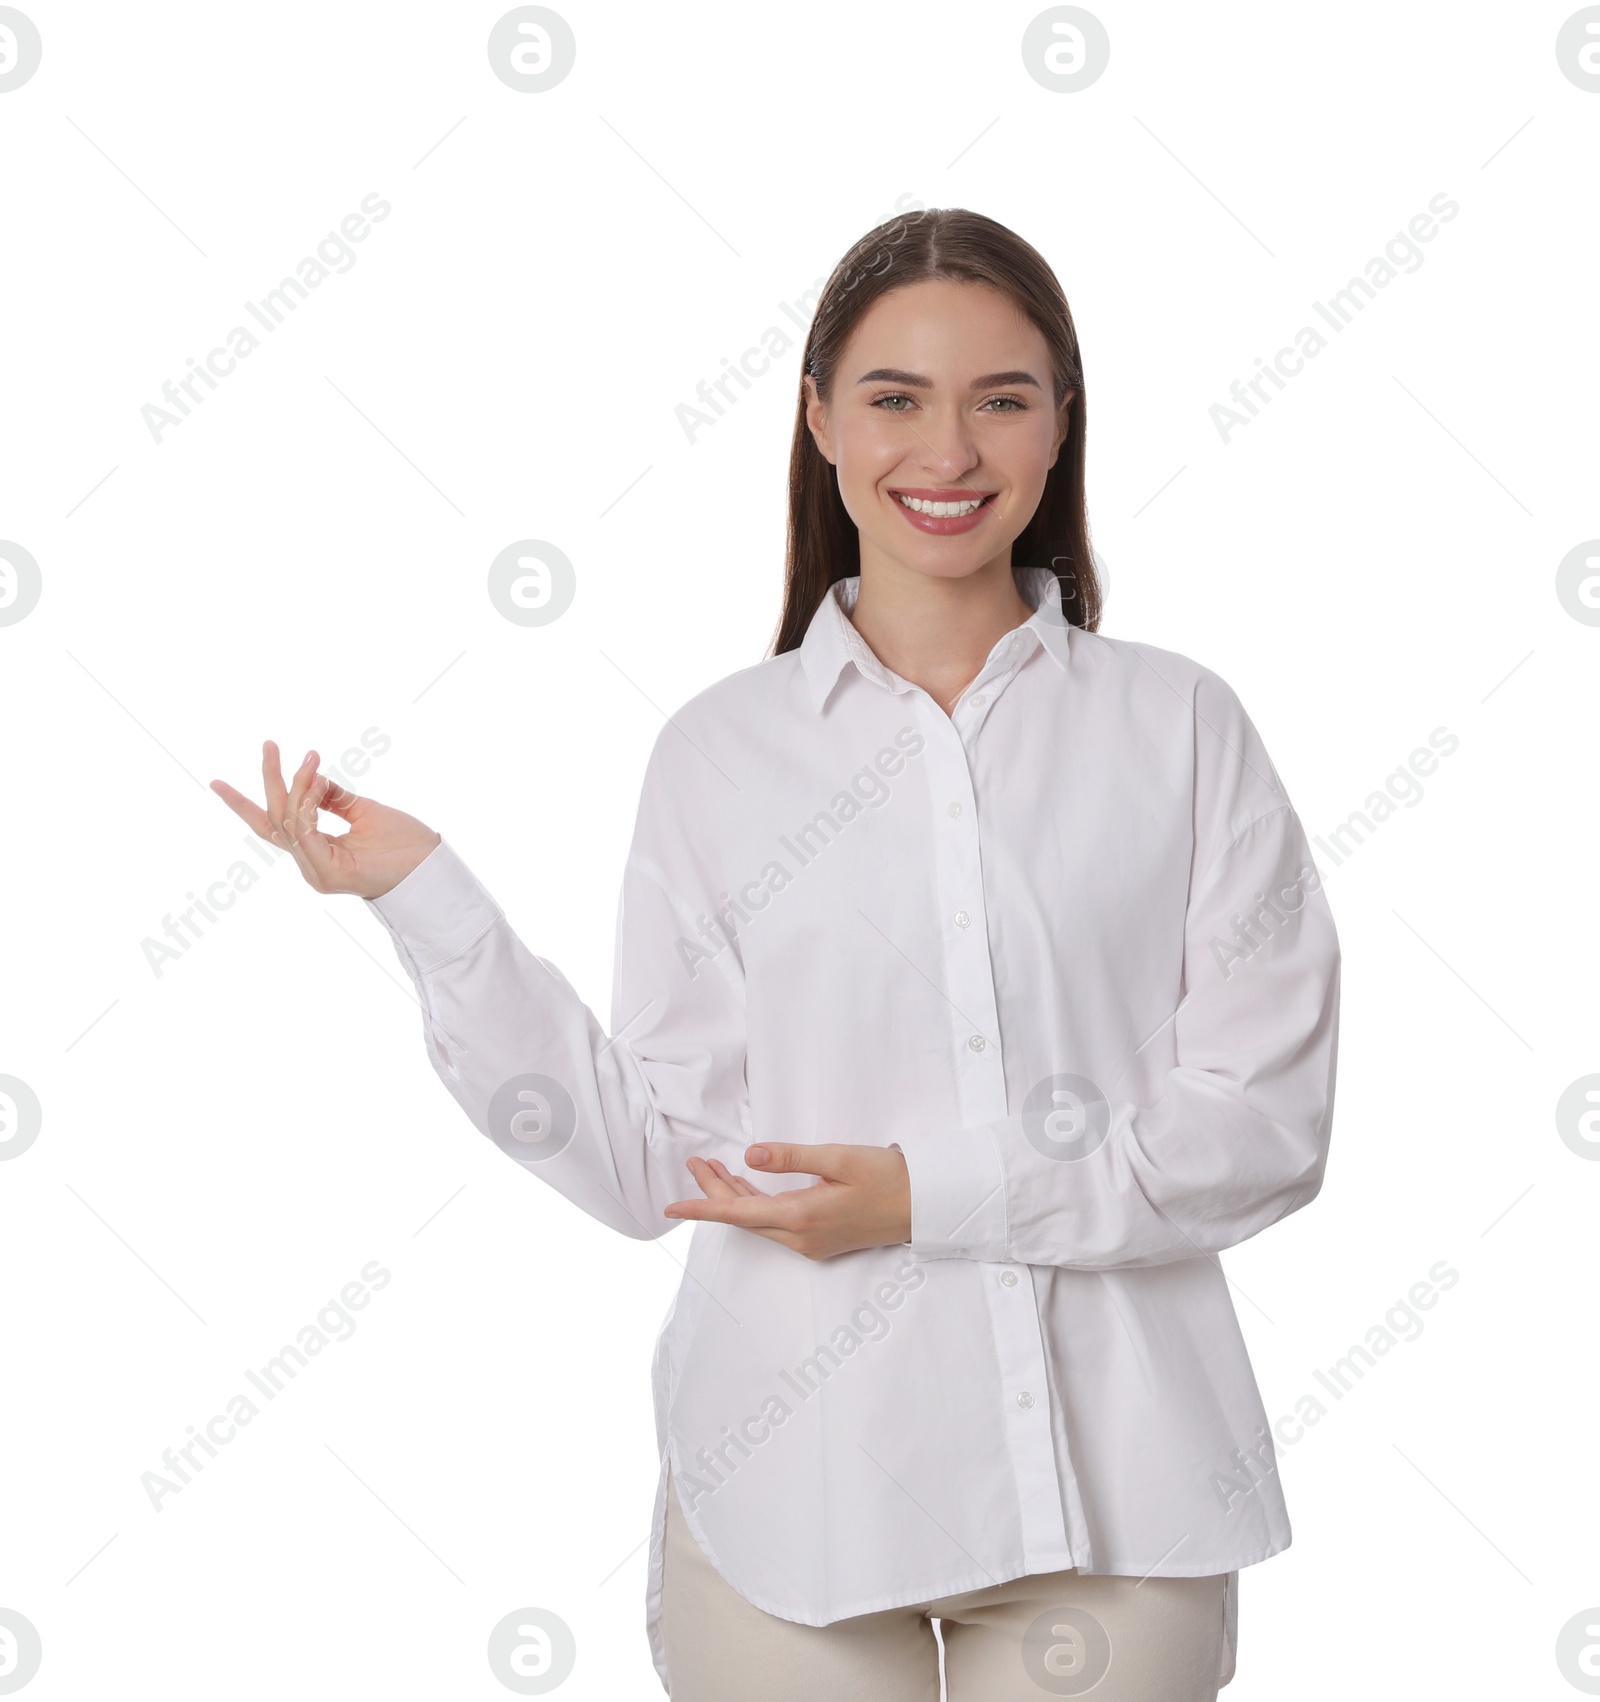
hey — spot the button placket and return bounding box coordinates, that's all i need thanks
[919,707,1004,1117]
[994,1267,1076,1571]
[930,663,1078,1575]
[891,669,1076,1577]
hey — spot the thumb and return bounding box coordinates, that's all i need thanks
[746,1142,843,1178]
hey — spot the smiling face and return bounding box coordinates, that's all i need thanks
[803,277,1075,588]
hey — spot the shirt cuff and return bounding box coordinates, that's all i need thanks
[363,838,505,975]
[889,1126,1008,1261]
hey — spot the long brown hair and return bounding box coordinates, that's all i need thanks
[769,206,1100,657]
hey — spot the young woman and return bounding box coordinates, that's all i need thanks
[213,208,1340,1701]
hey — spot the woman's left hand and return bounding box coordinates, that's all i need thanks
[663,1144,912,1259]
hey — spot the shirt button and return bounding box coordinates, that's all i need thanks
[970,693,987,708]
[967,1035,986,1053]
[954,910,971,928]
[1016,1391,1035,1409]
[947,801,962,818]
[1000,1270,1019,1287]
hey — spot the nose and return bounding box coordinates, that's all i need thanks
[907,403,982,480]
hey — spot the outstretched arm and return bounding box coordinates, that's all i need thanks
[213,734,751,1240]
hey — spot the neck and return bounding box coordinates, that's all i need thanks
[848,556,1035,715]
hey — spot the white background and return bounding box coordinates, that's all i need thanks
[2,1,1597,1696]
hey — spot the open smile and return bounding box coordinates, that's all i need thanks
[888,487,999,535]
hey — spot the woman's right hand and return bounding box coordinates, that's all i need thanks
[210,740,442,900]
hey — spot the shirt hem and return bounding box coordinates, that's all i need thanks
[657,1517,1290,1630]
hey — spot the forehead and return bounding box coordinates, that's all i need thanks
[841,278,1044,368]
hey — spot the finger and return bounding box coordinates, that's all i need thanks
[276,750,318,864]
[746,1142,849,1180]
[301,772,350,870]
[683,1156,741,1201]
[663,1191,808,1231]
[261,739,290,836]
[280,751,337,888]
[705,1159,764,1197]
[281,749,317,840]
[660,1198,796,1239]
[209,777,277,840]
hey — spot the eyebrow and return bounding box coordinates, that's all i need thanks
[855,367,1043,390]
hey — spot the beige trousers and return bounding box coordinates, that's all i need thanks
[660,1467,1233,1701]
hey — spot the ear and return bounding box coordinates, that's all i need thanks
[802,372,836,467]
[1046,388,1077,471]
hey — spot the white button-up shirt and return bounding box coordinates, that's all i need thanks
[365,566,1340,1689]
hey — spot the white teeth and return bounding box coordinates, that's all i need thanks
[896,494,985,517]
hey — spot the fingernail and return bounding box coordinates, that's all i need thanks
[748,1146,770,1165]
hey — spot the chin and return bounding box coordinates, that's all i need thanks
[895,553,1001,583]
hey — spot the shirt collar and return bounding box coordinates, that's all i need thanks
[797,565,1072,712]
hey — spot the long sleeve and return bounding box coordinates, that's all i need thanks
[893,679,1341,1271]
[363,727,749,1240]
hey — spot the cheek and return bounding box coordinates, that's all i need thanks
[832,418,901,489]
[1001,419,1059,478]
[841,406,912,453]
